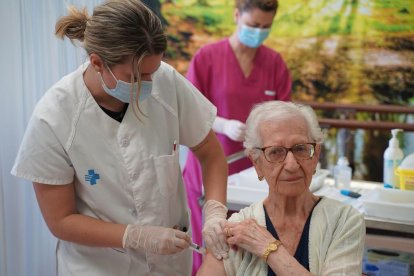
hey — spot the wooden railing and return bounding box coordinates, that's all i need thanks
[227,101,413,165]
[295,101,414,131]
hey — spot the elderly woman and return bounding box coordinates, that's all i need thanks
[197,101,365,276]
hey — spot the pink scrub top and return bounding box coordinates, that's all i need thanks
[183,38,291,275]
[185,38,291,177]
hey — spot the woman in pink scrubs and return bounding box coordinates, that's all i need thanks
[183,0,291,274]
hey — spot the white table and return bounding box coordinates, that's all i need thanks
[227,173,414,235]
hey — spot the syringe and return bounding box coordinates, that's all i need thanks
[189,242,206,255]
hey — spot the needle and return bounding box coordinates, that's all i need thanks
[189,242,206,255]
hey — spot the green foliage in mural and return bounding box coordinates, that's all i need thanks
[160,0,414,181]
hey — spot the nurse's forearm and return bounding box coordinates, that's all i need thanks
[33,182,126,248]
[201,136,227,203]
[192,130,227,204]
[56,214,127,247]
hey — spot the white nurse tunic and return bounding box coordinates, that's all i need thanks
[11,61,216,275]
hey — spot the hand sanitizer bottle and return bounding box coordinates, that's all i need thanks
[334,156,352,189]
[383,129,404,188]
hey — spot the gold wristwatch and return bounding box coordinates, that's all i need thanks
[262,240,282,261]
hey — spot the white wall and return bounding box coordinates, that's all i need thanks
[0,1,101,275]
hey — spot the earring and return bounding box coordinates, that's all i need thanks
[258,175,264,181]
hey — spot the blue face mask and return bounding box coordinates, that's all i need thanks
[99,67,153,103]
[238,24,271,48]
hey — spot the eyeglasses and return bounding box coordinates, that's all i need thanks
[255,143,316,163]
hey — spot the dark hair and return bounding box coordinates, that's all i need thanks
[235,0,278,13]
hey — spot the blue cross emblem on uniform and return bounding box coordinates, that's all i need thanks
[85,169,100,185]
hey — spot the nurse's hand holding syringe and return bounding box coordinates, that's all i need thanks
[122,225,191,254]
[173,225,206,255]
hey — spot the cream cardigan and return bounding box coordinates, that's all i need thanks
[224,197,365,276]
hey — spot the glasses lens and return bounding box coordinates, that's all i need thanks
[292,144,314,160]
[264,146,286,163]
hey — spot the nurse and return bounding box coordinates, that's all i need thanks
[183,0,291,273]
[11,1,228,275]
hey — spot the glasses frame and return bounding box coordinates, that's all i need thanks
[255,143,317,163]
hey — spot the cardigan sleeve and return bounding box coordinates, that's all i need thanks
[223,201,268,276]
[309,198,365,276]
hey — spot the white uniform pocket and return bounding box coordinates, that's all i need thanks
[153,150,179,197]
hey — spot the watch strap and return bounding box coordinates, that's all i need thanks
[262,239,282,261]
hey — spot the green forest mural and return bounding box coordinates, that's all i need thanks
[147,0,414,182]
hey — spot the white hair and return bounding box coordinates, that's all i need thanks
[243,101,324,160]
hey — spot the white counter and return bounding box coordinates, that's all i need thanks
[227,167,414,235]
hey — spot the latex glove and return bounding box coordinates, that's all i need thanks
[202,200,229,259]
[213,117,246,142]
[122,225,191,255]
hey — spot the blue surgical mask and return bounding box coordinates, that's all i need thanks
[99,67,153,103]
[238,24,271,48]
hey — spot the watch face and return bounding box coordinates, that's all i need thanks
[270,244,277,250]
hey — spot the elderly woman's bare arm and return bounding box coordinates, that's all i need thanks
[197,252,227,276]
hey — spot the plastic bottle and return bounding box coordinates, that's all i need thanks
[334,156,352,189]
[383,129,404,188]
[396,152,414,190]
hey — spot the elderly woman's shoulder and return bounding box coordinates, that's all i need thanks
[228,201,265,224]
[317,197,364,220]
[312,197,366,243]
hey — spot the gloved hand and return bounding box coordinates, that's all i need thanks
[202,199,229,260]
[122,225,191,255]
[213,117,246,142]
